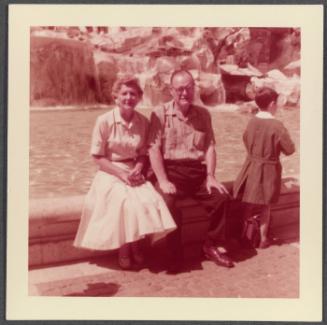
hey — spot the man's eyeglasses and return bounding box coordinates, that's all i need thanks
[172,85,194,94]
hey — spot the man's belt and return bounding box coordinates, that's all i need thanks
[164,159,204,166]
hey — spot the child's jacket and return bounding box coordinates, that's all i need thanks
[233,116,295,205]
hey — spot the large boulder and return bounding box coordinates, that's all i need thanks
[219,64,262,103]
[141,57,178,107]
[142,67,226,108]
[196,72,226,106]
[143,72,173,107]
[251,69,300,108]
[108,27,153,53]
[283,59,301,78]
[189,43,216,73]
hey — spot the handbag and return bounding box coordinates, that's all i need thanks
[241,215,261,248]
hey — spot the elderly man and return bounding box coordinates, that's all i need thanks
[148,70,234,272]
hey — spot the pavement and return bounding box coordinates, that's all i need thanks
[29,239,299,298]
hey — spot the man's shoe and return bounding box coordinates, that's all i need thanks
[203,245,234,268]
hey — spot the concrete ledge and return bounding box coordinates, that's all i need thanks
[29,177,299,268]
[29,196,108,266]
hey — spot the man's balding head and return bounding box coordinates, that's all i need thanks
[170,70,195,86]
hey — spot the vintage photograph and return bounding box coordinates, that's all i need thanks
[28,25,301,298]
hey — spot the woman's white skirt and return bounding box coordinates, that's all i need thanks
[74,171,176,250]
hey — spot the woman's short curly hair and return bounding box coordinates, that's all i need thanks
[111,75,143,99]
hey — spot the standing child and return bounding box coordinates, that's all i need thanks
[233,87,295,248]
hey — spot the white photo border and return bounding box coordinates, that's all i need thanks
[6,3,324,321]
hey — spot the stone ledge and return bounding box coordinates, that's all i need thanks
[29,177,299,268]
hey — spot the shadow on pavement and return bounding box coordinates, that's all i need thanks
[146,253,205,275]
[89,253,142,272]
[88,240,206,274]
[65,282,120,297]
[227,237,299,263]
[87,236,299,275]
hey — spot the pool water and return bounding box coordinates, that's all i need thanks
[30,107,299,198]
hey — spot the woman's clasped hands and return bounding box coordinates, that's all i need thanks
[120,166,145,187]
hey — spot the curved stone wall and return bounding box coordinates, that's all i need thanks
[29,179,299,268]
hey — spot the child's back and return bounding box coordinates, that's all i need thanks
[244,116,294,162]
[233,87,295,248]
[233,96,295,206]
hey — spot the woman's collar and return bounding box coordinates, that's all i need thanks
[113,106,136,128]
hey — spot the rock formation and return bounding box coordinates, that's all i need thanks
[30,36,100,106]
[30,27,301,108]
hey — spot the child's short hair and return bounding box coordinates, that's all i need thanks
[255,87,278,110]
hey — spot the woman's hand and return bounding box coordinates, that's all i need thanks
[128,172,145,187]
[127,162,146,187]
[118,170,133,186]
[94,156,145,187]
[117,169,145,187]
[129,164,142,178]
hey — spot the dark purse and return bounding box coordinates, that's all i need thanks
[241,215,261,248]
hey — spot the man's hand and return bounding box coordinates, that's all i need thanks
[206,175,229,195]
[159,179,177,194]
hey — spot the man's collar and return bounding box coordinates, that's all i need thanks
[165,100,197,121]
[164,101,175,116]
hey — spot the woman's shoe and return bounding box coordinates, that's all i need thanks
[131,241,145,266]
[119,244,132,270]
[133,252,145,266]
[118,256,132,270]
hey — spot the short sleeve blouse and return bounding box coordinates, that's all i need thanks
[90,107,149,161]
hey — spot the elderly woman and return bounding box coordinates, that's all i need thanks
[74,75,176,270]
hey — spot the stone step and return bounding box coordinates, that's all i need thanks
[29,177,299,268]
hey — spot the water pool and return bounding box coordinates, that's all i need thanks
[30,107,299,198]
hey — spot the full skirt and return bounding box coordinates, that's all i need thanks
[74,171,177,250]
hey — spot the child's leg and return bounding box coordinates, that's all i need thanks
[243,202,256,220]
[259,205,271,246]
